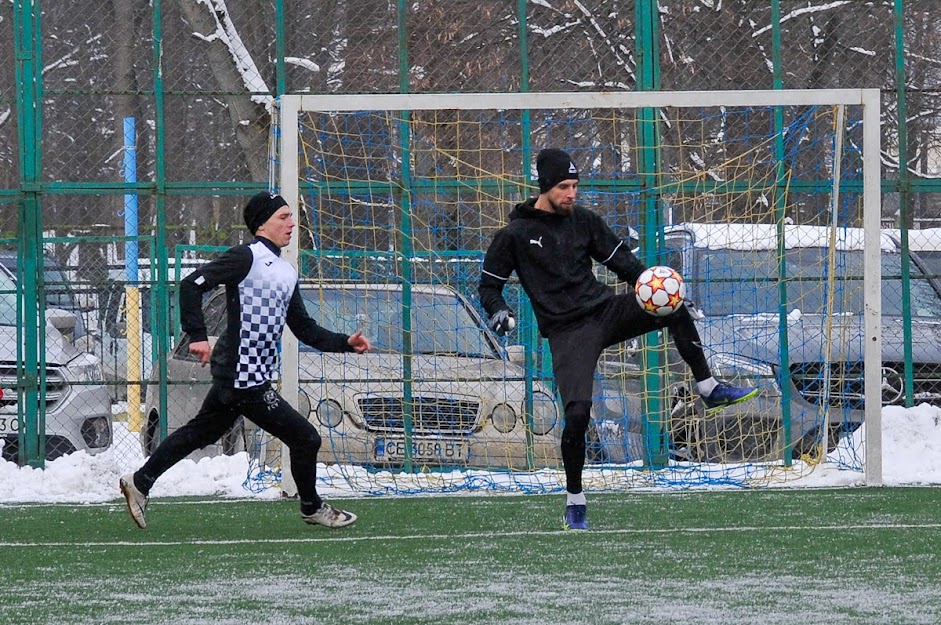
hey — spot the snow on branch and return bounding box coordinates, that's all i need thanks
[194,0,272,107]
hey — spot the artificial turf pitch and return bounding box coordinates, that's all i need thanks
[1,487,940,625]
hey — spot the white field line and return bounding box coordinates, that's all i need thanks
[3,523,940,548]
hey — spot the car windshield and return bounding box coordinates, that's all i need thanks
[915,250,941,281]
[43,265,76,309]
[0,255,78,310]
[690,248,941,318]
[300,287,499,357]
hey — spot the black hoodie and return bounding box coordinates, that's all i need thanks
[478,197,646,338]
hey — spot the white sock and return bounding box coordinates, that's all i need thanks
[566,491,587,506]
[697,377,719,397]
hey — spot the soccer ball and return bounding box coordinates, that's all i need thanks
[635,266,686,317]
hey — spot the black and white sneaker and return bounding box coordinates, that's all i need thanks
[302,502,357,529]
[119,474,148,529]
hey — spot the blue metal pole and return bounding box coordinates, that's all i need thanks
[123,117,143,431]
[123,117,139,279]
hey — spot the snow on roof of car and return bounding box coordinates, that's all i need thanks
[890,228,941,252]
[669,222,899,252]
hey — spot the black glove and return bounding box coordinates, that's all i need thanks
[488,309,516,336]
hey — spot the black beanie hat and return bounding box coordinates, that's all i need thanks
[244,191,289,234]
[536,148,579,193]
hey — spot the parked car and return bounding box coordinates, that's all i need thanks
[590,222,941,463]
[0,251,90,344]
[0,269,112,462]
[142,282,561,468]
[904,227,941,280]
[99,258,203,399]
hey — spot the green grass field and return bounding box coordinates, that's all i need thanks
[2,488,940,625]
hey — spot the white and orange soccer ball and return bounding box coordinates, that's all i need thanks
[634,265,686,317]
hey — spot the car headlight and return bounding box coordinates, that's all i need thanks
[297,388,312,419]
[67,354,104,383]
[81,416,112,448]
[530,390,559,435]
[489,403,517,433]
[315,399,344,428]
[709,353,780,395]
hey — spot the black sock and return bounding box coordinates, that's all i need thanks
[300,500,321,516]
[132,472,150,497]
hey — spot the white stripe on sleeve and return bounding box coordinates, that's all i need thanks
[600,241,623,265]
[482,269,510,282]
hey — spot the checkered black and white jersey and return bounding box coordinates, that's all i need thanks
[234,241,294,387]
[180,238,352,388]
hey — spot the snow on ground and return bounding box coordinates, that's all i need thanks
[1,403,939,504]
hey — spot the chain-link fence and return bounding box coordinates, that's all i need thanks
[1,1,939,475]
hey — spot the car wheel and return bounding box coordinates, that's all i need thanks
[585,422,609,463]
[792,427,824,460]
[668,387,702,461]
[142,411,160,457]
[1,435,17,463]
[792,424,845,460]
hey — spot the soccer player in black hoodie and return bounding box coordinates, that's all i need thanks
[478,148,757,531]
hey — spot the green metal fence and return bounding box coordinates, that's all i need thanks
[2,0,940,468]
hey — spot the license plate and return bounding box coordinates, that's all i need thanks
[0,416,19,434]
[374,437,466,462]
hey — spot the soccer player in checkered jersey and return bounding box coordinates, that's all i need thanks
[120,192,371,529]
[478,148,757,531]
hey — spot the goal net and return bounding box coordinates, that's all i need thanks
[248,90,882,497]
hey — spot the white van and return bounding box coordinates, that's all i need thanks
[0,251,92,344]
[0,268,113,461]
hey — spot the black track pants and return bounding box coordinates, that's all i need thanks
[135,381,323,509]
[548,294,711,493]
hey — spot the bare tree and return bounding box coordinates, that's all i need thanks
[176,0,271,182]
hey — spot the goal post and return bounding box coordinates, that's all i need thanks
[265,89,882,498]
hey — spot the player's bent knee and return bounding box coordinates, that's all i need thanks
[286,427,321,455]
[301,428,323,453]
[561,400,592,442]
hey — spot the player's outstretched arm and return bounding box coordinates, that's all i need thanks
[286,286,363,353]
